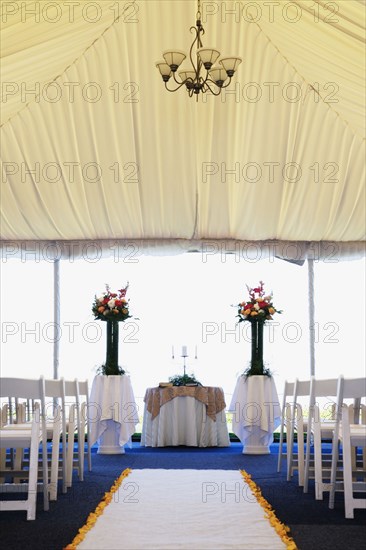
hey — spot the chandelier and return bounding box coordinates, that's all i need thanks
[156,0,242,99]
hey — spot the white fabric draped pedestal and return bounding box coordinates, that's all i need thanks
[229,376,281,454]
[141,387,230,447]
[89,375,139,454]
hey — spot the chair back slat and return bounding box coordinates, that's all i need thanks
[1,377,46,401]
[293,379,311,399]
[44,378,66,400]
[282,380,295,402]
[342,377,366,400]
[64,379,78,401]
[309,377,339,403]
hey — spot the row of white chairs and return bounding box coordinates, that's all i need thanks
[277,375,366,518]
[0,376,92,520]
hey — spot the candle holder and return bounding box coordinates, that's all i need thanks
[169,345,201,386]
[181,349,188,377]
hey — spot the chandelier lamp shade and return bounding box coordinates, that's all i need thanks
[155,0,242,98]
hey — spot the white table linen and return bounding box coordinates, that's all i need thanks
[229,375,281,454]
[141,389,230,447]
[89,375,138,453]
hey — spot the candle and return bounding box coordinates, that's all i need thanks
[195,345,197,359]
[172,346,174,359]
[182,345,187,356]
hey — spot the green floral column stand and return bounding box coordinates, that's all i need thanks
[249,319,265,375]
[236,281,282,377]
[104,320,122,375]
[93,284,133,376]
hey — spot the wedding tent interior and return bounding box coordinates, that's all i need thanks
[0,1,365,549]
[1,0,365,381]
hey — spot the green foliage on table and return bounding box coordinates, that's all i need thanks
[96,363,126,376]
[243,359,272,378]
[168,373,202,386]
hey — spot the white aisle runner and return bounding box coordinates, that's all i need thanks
[74,469,293,550]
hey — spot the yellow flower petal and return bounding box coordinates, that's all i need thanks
[240,470,298,550]
[65,468,132,549]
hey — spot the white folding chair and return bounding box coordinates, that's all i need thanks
[1,377,62,501]
[277,380,295,472]
[329,377,366,517]
[77,379,92,473]
[63,379,84,487]
[286,379,311,486]
[43,378,67,498]
[0,407,41,520]
[0,377,49,515]
[303,376,340,498]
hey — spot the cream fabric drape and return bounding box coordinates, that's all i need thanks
[1,1,365,243]
[0,239,364,260]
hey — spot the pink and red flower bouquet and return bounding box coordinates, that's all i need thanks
[237,281,282,323]
[92,284,131,322]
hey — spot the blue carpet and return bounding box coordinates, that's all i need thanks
[0,442,365,550]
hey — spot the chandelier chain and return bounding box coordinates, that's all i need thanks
[196,0,201,21]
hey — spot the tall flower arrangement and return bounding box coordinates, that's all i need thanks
[237,281,282,376]
[92,284,131,322]
[92,284,132,375]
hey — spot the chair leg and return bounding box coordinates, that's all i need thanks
[87,438,92,472]
[297,419,306,487]
[286,412,295,481]
[313,417,324,500]
[76,404,84,482]
[49,407,61,501]
[342,406,355,518]
[66,405,77,488]
[27,419,41,520]
[84,401,92,472]
[41,435,49,512]
[329,439,340,509]
[278,403,291,473]
[277,415,284,472]
[61,427,67,494]
[0,448,6,483]
[79,401,92,476]
[303,410,313,492]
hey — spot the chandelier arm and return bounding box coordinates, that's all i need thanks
[204,75,232,90]
[219,77,233,89]
[164,80,191,93]
[189,24,205,77]
[171,72,192,87]
[203,80,222,96]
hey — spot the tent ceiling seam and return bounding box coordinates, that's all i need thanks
[251,10,365,140]
[0,2,129,129]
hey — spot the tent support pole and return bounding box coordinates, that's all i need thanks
[308,258,315,377]
[53,258,60,380]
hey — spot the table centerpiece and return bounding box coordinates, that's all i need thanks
[169,345,202,386]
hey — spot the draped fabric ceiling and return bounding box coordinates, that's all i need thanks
[0,0,365,257]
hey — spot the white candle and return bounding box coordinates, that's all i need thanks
[195,345,197,359]
[182,345,187,356]
[172,346,174,358]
